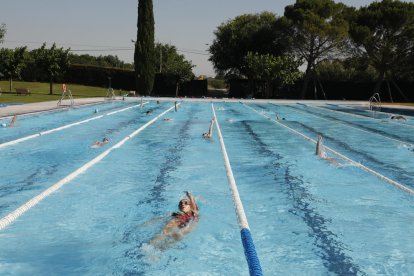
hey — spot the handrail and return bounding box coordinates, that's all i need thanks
[369,92,382,113]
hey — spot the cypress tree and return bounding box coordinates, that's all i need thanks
[134,0,155,95]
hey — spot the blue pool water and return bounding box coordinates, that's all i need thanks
[0,100,413,275]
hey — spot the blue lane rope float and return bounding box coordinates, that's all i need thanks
[0,103,177,231]
[212,104,263,276]
[243,103,414,196]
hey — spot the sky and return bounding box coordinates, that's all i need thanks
[0,0,405,77]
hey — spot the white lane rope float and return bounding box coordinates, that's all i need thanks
[0,100,110,120]
[0,103,177,231]
[212,104,263,276]
[307,103,414,129]
[271,103,414,148]
[0,102,149,150]
[243,103,414,196]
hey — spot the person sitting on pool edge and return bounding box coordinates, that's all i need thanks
[202,117,215,139]
[149,191,199,250]
[91,137,110,148]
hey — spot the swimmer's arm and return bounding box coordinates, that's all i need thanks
[186,191,198,216]
[208,118,214,136]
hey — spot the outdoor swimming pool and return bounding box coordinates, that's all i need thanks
[0,99,413,275]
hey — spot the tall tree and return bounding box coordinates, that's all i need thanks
[134,0,155,96]
[0,47,27,92]
[285,0,350,99]
[0,23,6,43]
[349,0,414,100]
[209,12,291,77]
[33,43,70,95]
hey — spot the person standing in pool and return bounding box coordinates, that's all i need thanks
[149,191,199,249]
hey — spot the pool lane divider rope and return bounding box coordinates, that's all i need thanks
[0,102,149,150]
[243,103,414,196]
[0,103,177,231]
[273,103,414,148]
[212,104,263,276]
[307,103,414,129]
[327,103,414,122]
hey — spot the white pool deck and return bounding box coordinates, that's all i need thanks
[0,96,412,118]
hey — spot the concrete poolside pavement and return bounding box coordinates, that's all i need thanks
[1,96,411,118]
[0,98,108,118]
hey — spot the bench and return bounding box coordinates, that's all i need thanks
[15,88,31,95]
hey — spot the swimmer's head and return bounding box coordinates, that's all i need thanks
[178,198,191,211]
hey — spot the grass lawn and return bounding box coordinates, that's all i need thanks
[0,81,115,104]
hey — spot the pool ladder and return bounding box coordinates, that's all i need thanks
[369,93,382,116]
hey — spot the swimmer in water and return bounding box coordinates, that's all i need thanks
[149,191,199,250]
[202,117,215,139]
[390,115,407,121]
[316,135,324,157]
[276,113,285,120]
[146,110,153,116]
[316,135,337,164]
[91,137,110,148]
[8,115,17,127]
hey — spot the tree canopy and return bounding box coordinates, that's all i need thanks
[349,0,414,94]
[0,23,6,44]
[0,47,27,91]
[155,43,194,82]
[32,43,70,95]
[69,53,133,69]
[209,12,291,77]
[245,52,301,85]
[284,0,351,98]
[245,52,302,98]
